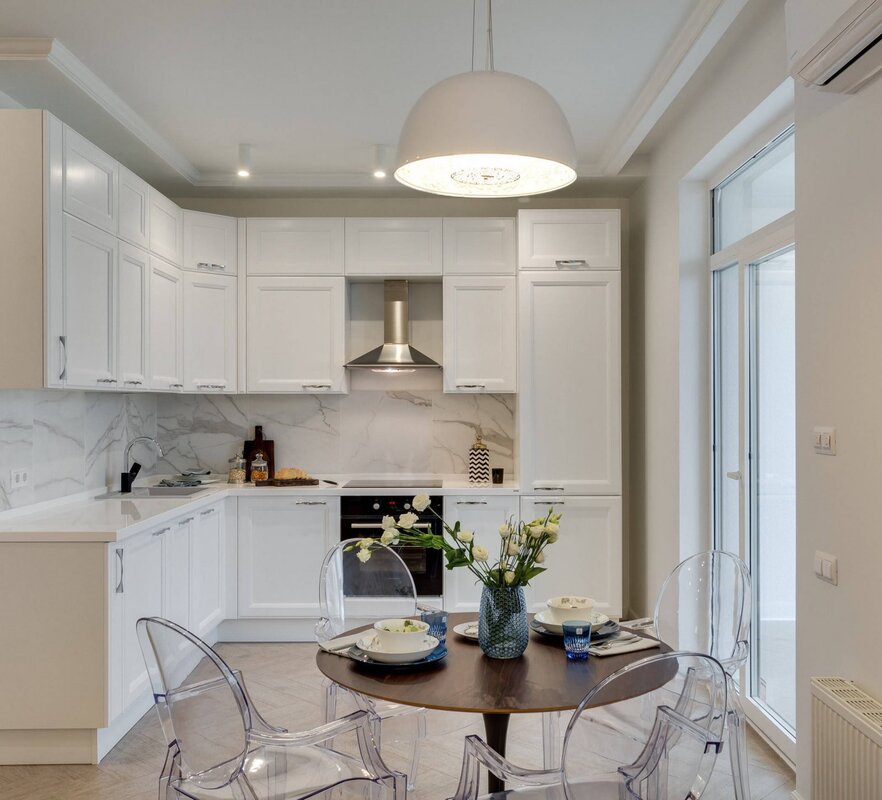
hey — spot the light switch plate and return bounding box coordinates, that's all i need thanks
[814,550,838,585]
[813,427,836,455]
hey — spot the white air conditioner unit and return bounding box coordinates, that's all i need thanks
[786,0,882,92]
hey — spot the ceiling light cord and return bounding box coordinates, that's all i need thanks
[487,0,494,72]
[471,0,476,72]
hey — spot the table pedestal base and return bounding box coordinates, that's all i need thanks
[482,713,510,794]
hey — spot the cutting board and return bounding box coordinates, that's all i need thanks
[243,425,275,481]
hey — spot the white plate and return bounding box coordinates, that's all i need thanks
[534,610,610,634]
[453,621,480,640]
[356,634,439,664]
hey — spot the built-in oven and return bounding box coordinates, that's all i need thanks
[340,494,444,597]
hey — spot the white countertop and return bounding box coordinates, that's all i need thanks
[0,475,521,543]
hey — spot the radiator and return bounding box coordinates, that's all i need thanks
[812,677,882,799]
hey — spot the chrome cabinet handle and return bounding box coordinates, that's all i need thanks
[456,500,488,505]
[153,527,170,537]
[726,470,742,481]
[296,500,327,506]
[350,521,429,528]
[178,517,194,525]
[456,384,486,389]
[200,508,216,516]
[555,259,588,268]
[196,383,227,390]
[124,379,143,386]
[533,500,565,505]
[58,335,67,380]
[303,384,331,390]
[169,383,183,389]
[197,262,226,271]
[97,377,117,384]
[536,486,565,491]
[115,548,124,593]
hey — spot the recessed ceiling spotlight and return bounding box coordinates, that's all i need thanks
[237,143,252,178]
[373,169,387,179]
[373,144,394,180]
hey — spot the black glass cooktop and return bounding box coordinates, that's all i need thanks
[343,479,443,489]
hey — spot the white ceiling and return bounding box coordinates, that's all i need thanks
[0,0,709,193]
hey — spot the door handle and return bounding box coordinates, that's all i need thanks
[535,486,565,492]
[296,500,328,506]
[350,521,430,529]
[555,259,588,268]
[456,384,486,389]
[533,500,564,506]
[456,500,488,505]
[153,527,170,537]
[726,471,742,481]
[58,335,67,380]
[200,508,216,516]
[115,548,124,593]
[303,384,331,390]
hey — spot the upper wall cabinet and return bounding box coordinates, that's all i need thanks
[117,242,149,389]
[149,188,184,265]
[443,218,516,275]
[345,218,442,276]
[183,210,238,275]
[117,166,150,250]
[183,271,237,393]
[518,209,621,270]
[62,125,118,235]
[246,218,344,276]
[149,256,184,392]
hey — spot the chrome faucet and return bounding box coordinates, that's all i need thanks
[121,436,163,493]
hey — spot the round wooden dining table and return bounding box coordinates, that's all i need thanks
[316,612,671,793]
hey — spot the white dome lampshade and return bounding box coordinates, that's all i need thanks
[394,70,578,198]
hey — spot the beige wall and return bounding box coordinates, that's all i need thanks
[626,0,789,615]
[793,73,882,799]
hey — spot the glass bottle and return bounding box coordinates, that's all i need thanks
[251,454,269,482]
[228,454,246,485]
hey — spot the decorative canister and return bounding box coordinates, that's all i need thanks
[468,433,491,486]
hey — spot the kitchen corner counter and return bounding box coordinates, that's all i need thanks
[0,476,521,542]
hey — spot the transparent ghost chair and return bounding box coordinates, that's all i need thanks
[653,550,752,800]
[453,651,727,800]
[316,539,427,788]
[137,616,405,800]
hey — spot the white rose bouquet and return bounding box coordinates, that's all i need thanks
[350,493,562,589]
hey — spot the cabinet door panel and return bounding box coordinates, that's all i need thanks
[149,257,184,390]
[519,271,621,494]
[190,506,225,637]
[149,189,183,265]
[183,272,237,392]
[184,210,238,274]
[163,520,190,630]
[246,218,344,275]
[345,218,442,275]
[246,277,345,392]
[63,126,117,234]
[118,166,150,249]
[521,496,622,618]
[118,243,148,388]
[63,214,117,388]
[443,218,515,275]
[443,496,520,613]
[443,276,516,393]
[518,210,620,270]
[238,497,337,617]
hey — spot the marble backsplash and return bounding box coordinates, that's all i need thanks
[0,389,516,510]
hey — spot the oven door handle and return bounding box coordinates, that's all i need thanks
[349,522,432,530]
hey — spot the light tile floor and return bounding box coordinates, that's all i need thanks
[0,642,796,800]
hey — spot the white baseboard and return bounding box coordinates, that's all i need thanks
[790,791,805,800]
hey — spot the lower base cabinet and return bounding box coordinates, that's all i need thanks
[443,495,520,613]
[190,505,225,636]
[238,496,339,617]
[520,496,622,618]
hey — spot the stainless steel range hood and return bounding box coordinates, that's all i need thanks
[345,280,441,372]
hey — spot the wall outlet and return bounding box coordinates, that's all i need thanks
[813,426,836,455]
[814,550,838,585]
[9,467,29,488]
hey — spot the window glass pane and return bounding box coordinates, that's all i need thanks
[714,128,794,252]
[751,246,796,732]
[713,263,740,558]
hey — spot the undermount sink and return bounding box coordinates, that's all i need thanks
[95,486,207,500]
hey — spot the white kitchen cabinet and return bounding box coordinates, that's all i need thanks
[443,275,516,393]
[519,271,621,494]
[62,125,117,235]
[62,214,118,388]
[183,271,237,392]
[521,496,622,618]
[117,243,149,389]
[149,188,183,265]
[190,504,225,637]
[518,209,620,270]
[443,495,520,613]
[117,166,150,249]
[238,496,339,617]
[148,256,184,391]
[246,218,344,275]
[162,518,190,631]
[246,276,347,393]
[443,218,516,275]
[183,210,238,275]
[345,218,442,276]
[110,528,164,719]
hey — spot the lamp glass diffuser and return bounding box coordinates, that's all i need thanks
[395,70,577,198]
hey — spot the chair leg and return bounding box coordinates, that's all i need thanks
[541,711,561,769]
[727,701,752,800]
[323,678,339,724]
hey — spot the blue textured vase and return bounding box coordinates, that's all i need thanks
[478,585,529,659]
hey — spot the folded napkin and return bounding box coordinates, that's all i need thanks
[589,634,660,658]
[619,617,655,631]
[317,631,366,655]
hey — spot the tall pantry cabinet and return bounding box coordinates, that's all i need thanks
[517,209,623,617]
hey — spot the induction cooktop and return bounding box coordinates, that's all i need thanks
[343,479,443,489]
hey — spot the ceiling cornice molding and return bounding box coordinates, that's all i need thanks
[598,0,749,176]
[0,37,200,183]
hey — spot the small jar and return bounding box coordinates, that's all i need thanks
[251,454,269,483]
[228,454,246,485]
